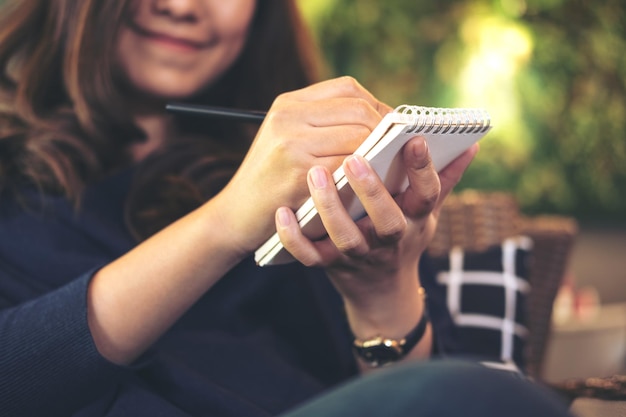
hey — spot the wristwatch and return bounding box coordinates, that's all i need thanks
[352,292,429,367]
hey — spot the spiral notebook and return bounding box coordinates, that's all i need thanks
[255,105,492,266]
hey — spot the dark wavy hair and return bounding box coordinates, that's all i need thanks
[0,0,321,239]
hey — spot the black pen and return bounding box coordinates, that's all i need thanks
[166,102,266,123]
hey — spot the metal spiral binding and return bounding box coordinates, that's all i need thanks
[394,105,491,134]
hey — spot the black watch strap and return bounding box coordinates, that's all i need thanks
[352,290,430,367]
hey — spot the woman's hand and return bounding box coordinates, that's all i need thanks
[213,76,393,255]
[88,76,393,365]
[275,136,478,366]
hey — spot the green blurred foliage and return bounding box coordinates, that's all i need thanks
[300,0,626,225]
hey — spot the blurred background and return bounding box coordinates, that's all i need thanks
[298,0,625,299]
[298,0,626,383]
[299,0,625,227]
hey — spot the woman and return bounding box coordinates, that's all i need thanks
[0,1,573,416]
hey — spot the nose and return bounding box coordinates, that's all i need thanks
[152,0,203,21]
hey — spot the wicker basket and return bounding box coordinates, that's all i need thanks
[428,190,579,379]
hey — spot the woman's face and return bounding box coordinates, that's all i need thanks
[116,0,257,100]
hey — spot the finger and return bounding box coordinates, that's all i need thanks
[275,207,326,266]
[343,155,406,244]
[280,76,393,117]
[399,137,441,219]
[301,97,386,130]
[438,143,479,202]
[274,208,344,266]
[296,124,374,156]
[307,165,370,257]
[269,96,386,132]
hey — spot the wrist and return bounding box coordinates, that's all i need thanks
[351,287,430,368]
[204,188,274,257]
[343,270,425,340]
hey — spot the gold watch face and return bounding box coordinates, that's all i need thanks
[354,337,404,367]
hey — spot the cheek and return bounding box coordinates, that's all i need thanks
[216,0,257,32]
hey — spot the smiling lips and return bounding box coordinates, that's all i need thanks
[129,21,212,53]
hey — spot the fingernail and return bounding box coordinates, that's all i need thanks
[413,137,428,158]
[345,155,368,179]
[276,207,292,227]
[309,166,328,189]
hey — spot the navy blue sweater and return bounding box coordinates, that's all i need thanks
[0,168,371,417]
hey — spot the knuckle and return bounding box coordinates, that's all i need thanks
[335,233,367,256]
[263,109,284,128]
[268,95,301,122]
[273,90,293,105]
[412,187,441,216]
[361,182,387,203]
[421,185,441,209]
[338,74,358,85]
[353,98,373,119]
[376,217,407,242]
[356,125,372,137]
[338,75,362,94]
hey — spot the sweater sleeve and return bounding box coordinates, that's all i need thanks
[0,270,132,417]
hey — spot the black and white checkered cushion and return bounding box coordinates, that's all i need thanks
[422,236,532,372]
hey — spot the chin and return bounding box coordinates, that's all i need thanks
[130,73,214,101]
[139,84,206,102]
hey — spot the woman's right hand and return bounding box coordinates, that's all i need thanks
[214,76,393,255]
[88,77,392,365]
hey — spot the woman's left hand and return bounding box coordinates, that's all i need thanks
[275,136,478,362]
